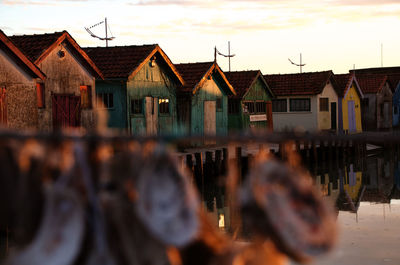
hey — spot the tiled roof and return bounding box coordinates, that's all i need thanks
[263,71,333,96]
[386,74,400,92]
[83,45,157,79]
[0,30,45,80]
[224,70,259,98]
[355,74,387,94]
[9,31,65,62]
[334,73,352,97]
[175,62,214,92]
[351,67,400,75]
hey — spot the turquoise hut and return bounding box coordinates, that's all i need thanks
[84,45,184,135]
[175,62,236,136]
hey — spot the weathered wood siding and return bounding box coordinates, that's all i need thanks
[362,94,377,131]
[377,82,392,130]
[191,77,228,136]
[37,43,96,131]
[0,49,38,129]
[228,77,273,132]
[127,60,178,135]
[95,80,127,130]
[242,78,272,130]
[393,84,400,127]
[342,83,363,133]
[317,83,338,131]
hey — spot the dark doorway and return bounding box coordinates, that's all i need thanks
[331,102,337,130]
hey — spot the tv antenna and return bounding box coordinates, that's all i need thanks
[214,41,235,72]
[288,53,306,73]
[85,17,115,47]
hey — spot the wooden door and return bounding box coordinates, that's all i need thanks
[52,94,81,129]
[347,100,356,133]
[204,101,216,135]
[330,102,337,130]
[145,96,158,135]
[0,88,7,126]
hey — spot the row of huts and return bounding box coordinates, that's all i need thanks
[1,29,400,135]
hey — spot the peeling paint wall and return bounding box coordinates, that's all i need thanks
[37,43,96,131]
[0,49,38,129]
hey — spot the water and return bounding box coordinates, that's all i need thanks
[201,148,400,264]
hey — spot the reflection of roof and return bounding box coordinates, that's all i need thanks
[361,188,391,203]
[264,71,335,96]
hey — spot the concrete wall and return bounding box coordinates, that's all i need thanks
[37,42,96,131]
[0,48,38,129]
[272,95,318,132]
[317,83,338,131]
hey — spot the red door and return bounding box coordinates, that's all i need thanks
[0,88,7,126]
[52,94,81,129]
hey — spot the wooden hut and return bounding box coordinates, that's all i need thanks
[224,70,274,132]
[84,45,184,135]
[334,73,364,134]
[264,71,339,133]
[174,62,236,136]
[0,30,46,129]
[355,74,392,131]
[9,31,103,131]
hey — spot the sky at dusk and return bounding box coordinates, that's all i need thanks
[1,0,400,74]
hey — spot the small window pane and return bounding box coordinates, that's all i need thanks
[290,98,310,112]
[97,93,113,108]
[131,99,143,114]
[256,102,266,113]
[243,101,255,114]
[159,98,169,114]
[272,99,287,112]
[320,98,329,111]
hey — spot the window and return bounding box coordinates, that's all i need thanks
[256,101,266,113]
[243,101,255,114]
[216,98,222,111]
[159,98,169,114]
[228,99,240,114]
[80,85,92,109]
[131,99,143,114]
[319,98,329,111]
[272,99,287,112]
[36,83,45,108]
[290,98,310,112]
[97,93,113,108]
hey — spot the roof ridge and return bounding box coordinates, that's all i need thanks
[175,61,214,65]
[83,44,158,49]
[10,31,66,37]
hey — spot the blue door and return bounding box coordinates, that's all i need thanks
[348,100,356,133]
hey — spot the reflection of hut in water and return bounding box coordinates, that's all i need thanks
[362,155,394,203]
[336,164,365,212]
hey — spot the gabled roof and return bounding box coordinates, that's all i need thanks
[350,67,400,93]
[175,61,235,95]
[355,74,388,94]
[334,73,363,99]
[0,30,45,80]
[263,71,335,97]
[224,70,274,99]
[10,31,103,79]
[84,45,184,85]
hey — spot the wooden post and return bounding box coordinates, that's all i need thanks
[194,152,204,199]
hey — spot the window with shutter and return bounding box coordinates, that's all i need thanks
[80,85,92,109]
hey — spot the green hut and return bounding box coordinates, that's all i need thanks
[84,45,184,135]
[175,62,236,136]
[225,70,274,132]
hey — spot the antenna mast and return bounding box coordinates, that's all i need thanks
[288,53,306,73]
[215,42,235,72]
[85,17,115,47]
